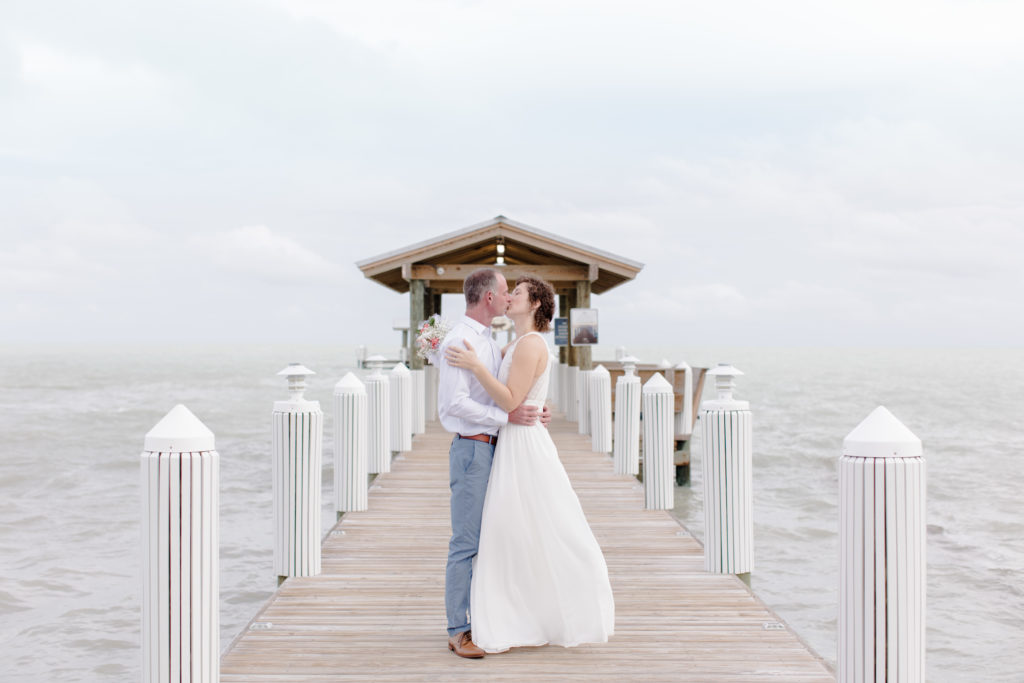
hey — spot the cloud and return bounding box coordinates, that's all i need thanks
[187,225,347,286]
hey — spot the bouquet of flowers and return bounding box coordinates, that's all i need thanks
[415,314,451,364]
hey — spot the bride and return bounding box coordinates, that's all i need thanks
[446,275,615,653]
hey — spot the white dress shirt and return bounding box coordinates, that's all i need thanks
[437,316,508,436]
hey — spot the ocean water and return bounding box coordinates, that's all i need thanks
[0,344,1021,681]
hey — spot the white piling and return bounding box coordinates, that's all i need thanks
[364,356,391,473]
[590,365,612,453]
[674,361,694,437]
[141,405,219,683]
[548,352,559,410]
[411,368,426,435]
[389,363,412,453]
[424,364,438,422]
[613,356,641,475]
[272,363,322,578]
[642,373,674,509]
[566,366,579,421]
[355,345,367,368]
[839,406,925,683]
[333,372,367,513]
[700,363,753,574]
[577,369,592,435]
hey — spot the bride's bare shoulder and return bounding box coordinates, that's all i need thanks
[514,333,547,358]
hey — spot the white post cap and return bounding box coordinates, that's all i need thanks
[643,372,673,394]
[675,361,691,371]
[702,363,749,410]
[657,358,673,369]
[334,372,366,394]
[278,362,315,401]
[144,404,215,453]
[843,405,922,459]
[620,355,640,377]
[391,362,410,375]
[592,364,610,378]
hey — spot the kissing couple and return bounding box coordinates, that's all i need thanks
[437,268,615,657]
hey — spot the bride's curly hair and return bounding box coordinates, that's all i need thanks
[517,275,555,333]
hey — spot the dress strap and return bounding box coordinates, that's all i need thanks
[515,331,543,342]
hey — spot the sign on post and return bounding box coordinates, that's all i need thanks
[553,317,569,346]
[569,308,598,346]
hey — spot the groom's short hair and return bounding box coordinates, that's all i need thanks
[464,268,498,305]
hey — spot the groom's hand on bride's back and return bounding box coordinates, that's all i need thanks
[507,403,552,428]
[539,405,551,428]
[507,403,538,425]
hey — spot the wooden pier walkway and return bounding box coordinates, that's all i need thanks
[221,416,834,682]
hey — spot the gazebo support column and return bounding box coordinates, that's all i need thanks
[575,280,592,371]
[558,294,568,365]
[409,279,425,370]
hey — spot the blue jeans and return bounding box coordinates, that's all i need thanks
[445,436,495,636]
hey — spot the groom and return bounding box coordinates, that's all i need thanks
[438,268,550,658]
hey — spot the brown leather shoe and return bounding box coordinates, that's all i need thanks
[448,630,485,658]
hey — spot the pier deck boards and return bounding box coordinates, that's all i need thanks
[221,417,834,682]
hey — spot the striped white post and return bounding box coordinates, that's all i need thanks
[700,363,753,574]
[424,364,439,422]
[839,406,925,683]
[558,362,568,411]
[333,372,367,514]
[674,361,694,437]
[389,363,412,453]
[577,369,592,435]
[272,363,322,579]
[411,368,426,435]
[590,365,612,454]
[642,373,674,509]
[355,345,367,368]
[141,405,219,683]
[566,366,579,421]
[547,352,559,410]
[613,356,641,475]
[365,356,391,473]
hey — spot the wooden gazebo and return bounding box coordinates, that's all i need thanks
[356,216,643,369]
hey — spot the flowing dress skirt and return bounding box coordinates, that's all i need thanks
[470,418,615,653]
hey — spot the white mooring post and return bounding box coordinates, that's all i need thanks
[364,356,391,473]
[642,373,674,509]
[548,352,559,410]
[411,368,426,435]
[272,363,322,579]
[141,405,219,683]
[839,406,925,683]
[674,361,694,438]
[424,364,439,422]
[389,363,412,454]
[566,366,579,421]
[700,363,753,575]
[613,356,641,475]
[577,369,592,435]
[590,365,612,454]
[333,372,367,514]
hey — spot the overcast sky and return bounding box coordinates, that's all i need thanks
[2,0,1022,347]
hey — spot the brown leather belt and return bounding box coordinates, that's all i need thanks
[459,433,498,445]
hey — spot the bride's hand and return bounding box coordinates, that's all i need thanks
[446,340,481,371]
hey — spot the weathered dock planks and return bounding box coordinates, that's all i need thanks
[221,417,834,682]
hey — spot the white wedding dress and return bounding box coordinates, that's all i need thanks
[470,332,615,653]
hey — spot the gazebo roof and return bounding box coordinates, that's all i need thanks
[356,216,643,294]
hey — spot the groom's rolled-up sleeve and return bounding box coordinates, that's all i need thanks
[438,336,508,432]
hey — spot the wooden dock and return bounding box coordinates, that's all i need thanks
[221,416,834,682]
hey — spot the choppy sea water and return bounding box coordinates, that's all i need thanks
[0,344,1021,681]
